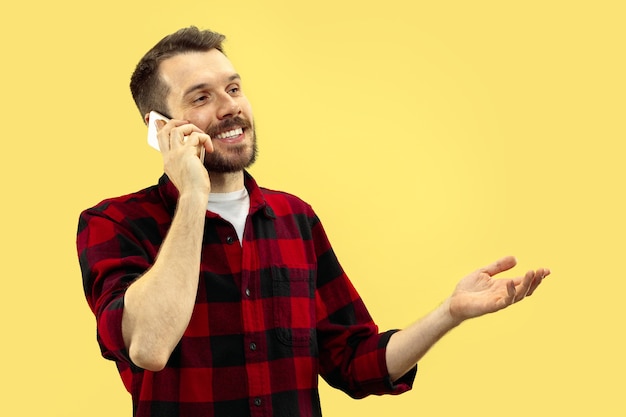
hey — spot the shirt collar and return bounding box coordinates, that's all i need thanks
[157,171,275,219]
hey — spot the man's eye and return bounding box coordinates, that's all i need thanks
[194,95,209,103]
[228,86,240,95]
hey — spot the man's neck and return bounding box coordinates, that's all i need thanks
[208,170,245,193]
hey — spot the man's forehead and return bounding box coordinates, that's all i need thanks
[159,50,238,91]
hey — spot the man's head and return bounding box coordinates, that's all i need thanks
[130,26,225,119]
[131,27,257,173]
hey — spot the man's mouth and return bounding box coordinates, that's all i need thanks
[214,127,244,140]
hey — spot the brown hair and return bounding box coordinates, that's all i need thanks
[130,26,226,121]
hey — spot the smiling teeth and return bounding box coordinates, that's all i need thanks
[215,128,243,140]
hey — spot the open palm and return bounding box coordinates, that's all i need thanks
[449,256,550,321]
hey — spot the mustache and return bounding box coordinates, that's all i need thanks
[206,117,252,137]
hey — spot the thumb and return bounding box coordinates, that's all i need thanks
[480,256,517,277]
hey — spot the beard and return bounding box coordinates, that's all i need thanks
[203,116,258,173]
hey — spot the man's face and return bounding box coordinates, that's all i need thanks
[159,49,257,173]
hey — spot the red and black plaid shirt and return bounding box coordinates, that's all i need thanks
[77,172,415,416]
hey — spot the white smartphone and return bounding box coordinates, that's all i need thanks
[147,110,205,163]
[147,111,169,150]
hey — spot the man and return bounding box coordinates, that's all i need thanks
[77,26,550,417]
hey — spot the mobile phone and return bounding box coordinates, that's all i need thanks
[147,111,169,150]
[147,111,205,163]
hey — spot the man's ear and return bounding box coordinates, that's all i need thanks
[143,112,151,126]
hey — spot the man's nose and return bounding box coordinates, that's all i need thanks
[216,93,241,119]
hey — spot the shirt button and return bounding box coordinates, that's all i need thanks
[254,398,262,407]
[249,342,257,351]
[245,288,251,297]
[225,236,235,244]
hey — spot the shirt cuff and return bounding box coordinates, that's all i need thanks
[97,296,132,365]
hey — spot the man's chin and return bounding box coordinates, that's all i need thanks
[204,148,257,173]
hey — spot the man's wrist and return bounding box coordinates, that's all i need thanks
[440,297,464,329]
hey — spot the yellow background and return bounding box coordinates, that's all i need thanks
[1,1,624,416]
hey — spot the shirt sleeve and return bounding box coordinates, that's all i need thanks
[77,207,153,365]
[311,215,417,398]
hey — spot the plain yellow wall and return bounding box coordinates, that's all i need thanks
[1,1,624,416]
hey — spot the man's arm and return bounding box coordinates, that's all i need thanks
[385,256,550,381]
[122,119,213,371]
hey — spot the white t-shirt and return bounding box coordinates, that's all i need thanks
[207,188,250,245]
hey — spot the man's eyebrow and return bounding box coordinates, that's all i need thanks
[183,73,241,98]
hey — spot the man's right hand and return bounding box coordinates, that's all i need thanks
[155,118,214,196]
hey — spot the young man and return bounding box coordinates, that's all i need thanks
[77,27,550,417]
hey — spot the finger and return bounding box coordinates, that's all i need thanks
[505,279,516,305]
[525,276,542,298]
[186,131,210,146]
[177,122,205,138]
[168,122,204,149]
[513,270,536,302]
[202,134,214,154]
[155,119,188,151]
[526,268,550,297]
[155,119,166,129]
[169,126,187,149]
[480,256,517,277]
[187,131,214,154]
[155,119,171,152]
[186,132,213,159]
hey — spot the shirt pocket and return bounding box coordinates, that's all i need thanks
[271,264,316,347]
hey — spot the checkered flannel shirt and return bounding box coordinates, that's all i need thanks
[77,172,415,416]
